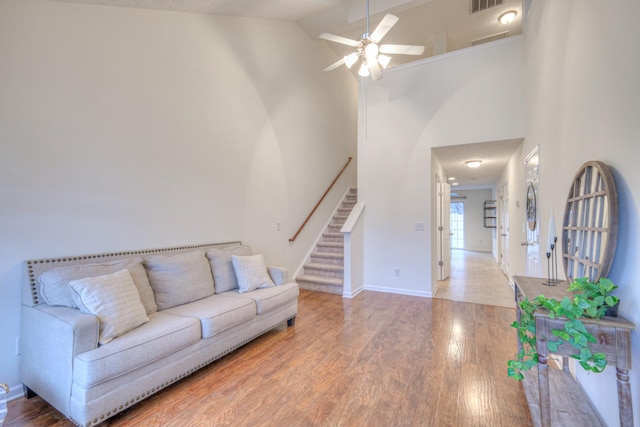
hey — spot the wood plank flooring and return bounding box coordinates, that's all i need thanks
[6,290,532,426]
[435,250,515,309]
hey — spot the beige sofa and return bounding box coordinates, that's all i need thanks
[20,242,298,427]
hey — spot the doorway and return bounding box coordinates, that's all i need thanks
[450,201,464,249]
[499,183,511,279]
[523,146,540,277]
[432,139,524,296]
[436,175,451,281]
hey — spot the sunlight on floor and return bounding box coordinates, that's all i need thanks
[435,249,515,308]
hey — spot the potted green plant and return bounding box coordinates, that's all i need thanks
[508,277,620,381]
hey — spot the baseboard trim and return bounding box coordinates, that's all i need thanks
[343,285,364,298]
[363,284,433,298]
[5,383,24,401]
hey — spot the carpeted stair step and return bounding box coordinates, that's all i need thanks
[316,242,344,254]
[327,224,343,233]
[296,274,343,295]
[322,232,344,243]
[303,262,344,278]
[310,251,344,265]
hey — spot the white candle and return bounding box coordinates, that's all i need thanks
[548,209,556,252]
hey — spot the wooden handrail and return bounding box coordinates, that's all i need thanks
[289,157,353,243]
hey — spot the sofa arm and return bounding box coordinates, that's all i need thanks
[267,266,289,285]
[21,304,99,415]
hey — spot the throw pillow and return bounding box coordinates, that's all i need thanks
[144,250,215,310]
[38,258,158,314]
[231,254,275,293]
[206,245,252,293]
[69,269,149,345]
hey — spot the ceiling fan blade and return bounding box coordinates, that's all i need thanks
[319,33,360,47]
[323,58,346,72]
[369,14,399,43]
[379,44,425,55]
[369,60,382,80]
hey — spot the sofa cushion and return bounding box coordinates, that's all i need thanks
[74,311,201,388]
[39,257,157,314]
[162,294,256,339]
[206,245,252,293]
[69,270,149,345]
[222,282,299,315]
[231,254,275,293]
[144,251,215,310]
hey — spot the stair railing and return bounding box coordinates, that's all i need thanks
[289,157,353,243]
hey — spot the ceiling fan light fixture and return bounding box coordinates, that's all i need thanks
[377,54,391,69]
[499,10,517,24]
[358,62,370,77]
[364,42,379,60]
[320,0,424,79]
[344,53,359,69]
[465,160,482,168]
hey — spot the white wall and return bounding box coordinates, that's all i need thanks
[496,143,525,281]
[0,0,357,394]
[358,38,527,296]
[454,189,494,253]
[524,1,640,424]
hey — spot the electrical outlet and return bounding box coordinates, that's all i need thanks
[16,336,21,356]
[414,222,425,231]
[394,269,400,276]
[276,222,281,232]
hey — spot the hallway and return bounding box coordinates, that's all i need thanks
[435,250,515,308]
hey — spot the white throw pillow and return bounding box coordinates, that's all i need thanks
[69,269,149,345]
[231,254,275,293]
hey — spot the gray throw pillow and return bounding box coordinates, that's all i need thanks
[144,250,215,310]
[39,257,157,314]
[206,245,252,293]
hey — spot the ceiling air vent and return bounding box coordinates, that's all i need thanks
[471,0,504,14]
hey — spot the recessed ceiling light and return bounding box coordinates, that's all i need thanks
[499,10,517,24]
[452,182,459,186]
[465,160,482,168]
[448,177,455,181]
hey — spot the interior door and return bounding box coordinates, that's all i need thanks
[436,178,451,280]
[523,147,541,277]
[441,182,451,280]
[499,184,511,278]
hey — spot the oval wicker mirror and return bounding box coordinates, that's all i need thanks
[526,182,537,231]
[562,161,618,282]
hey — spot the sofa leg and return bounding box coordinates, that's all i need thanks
[23,385,37,399]
[287,316,296,327]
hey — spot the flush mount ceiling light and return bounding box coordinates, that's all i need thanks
[320,0,425,80]
[465,160,482,168]
[498,10,517,24]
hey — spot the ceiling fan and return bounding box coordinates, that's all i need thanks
[320,0,425,80]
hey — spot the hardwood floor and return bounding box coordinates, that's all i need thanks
[6,290,532,426]
[435,250,515,309]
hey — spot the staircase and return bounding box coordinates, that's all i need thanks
[296,188,357,295]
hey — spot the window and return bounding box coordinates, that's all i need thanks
[450,202,464,249]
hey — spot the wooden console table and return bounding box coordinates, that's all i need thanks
[514,276,635,427]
